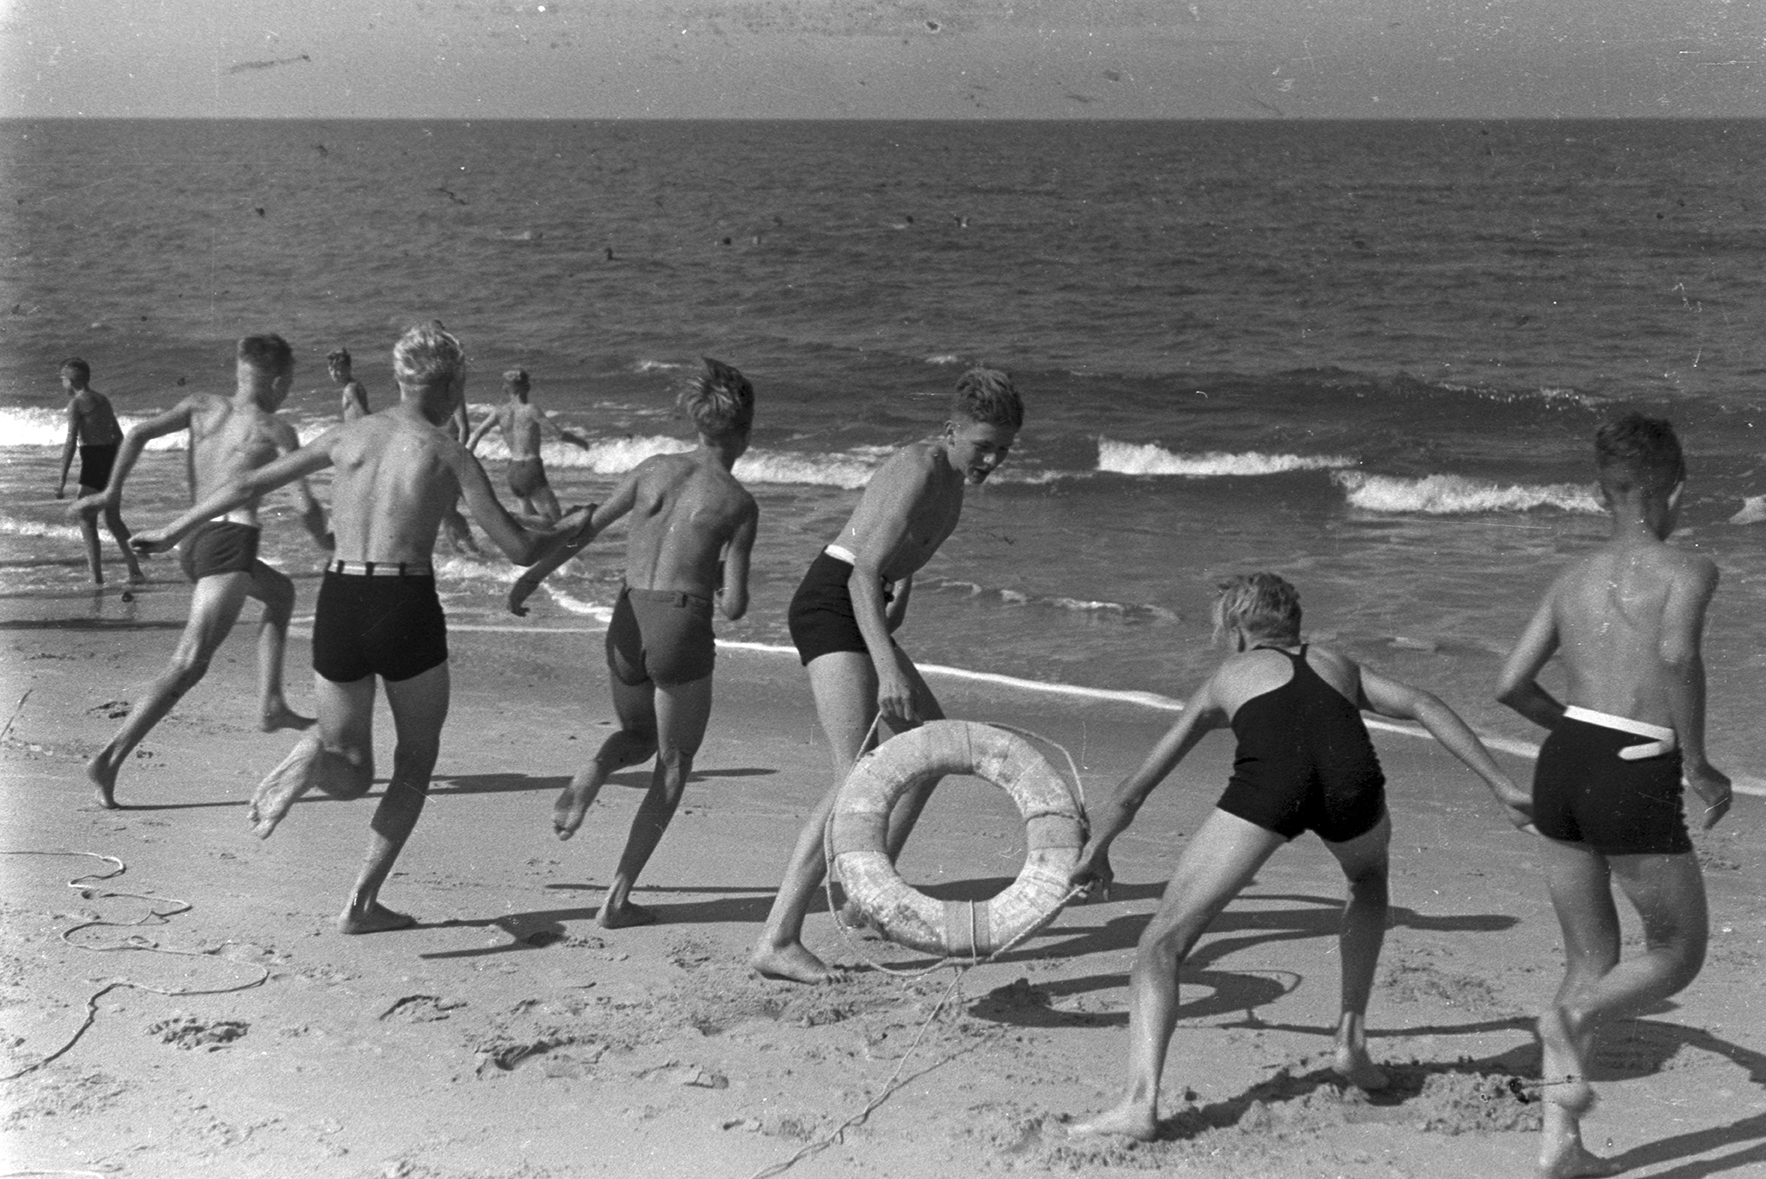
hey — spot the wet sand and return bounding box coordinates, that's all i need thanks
[3,588,1764,1178]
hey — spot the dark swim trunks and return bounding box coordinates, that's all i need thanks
[508,457,548,498]
[1215,645,1387,843]
[78,443,119,492]
[177,521,262,583]
[606,584,717,688]
[311,569,449,684]
[787,548,894,666]
[1531,708,1691,855]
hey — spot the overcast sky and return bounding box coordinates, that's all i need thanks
[2,0,1761,119]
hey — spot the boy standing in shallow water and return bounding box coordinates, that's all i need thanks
[1497,414,1730,1179]
[750,368,1021,984]
[328,347,370,421]
[76,335,329,807]
[56,358,144,586]
[510,359,759,929]
[466,367,592,522]
[1068,573,1530,1142]
[134,323,591,934]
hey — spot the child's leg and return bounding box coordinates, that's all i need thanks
[1072,809,1284,1141]
[245,562,312,732]
[1322,812,1393,1089]
[100,499,143,582]
[78,510,103,584]
[555,676,658,839]
[86,572,252,806]
[598,674,713,927]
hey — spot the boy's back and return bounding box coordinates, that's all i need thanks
[324,409,466,564]
[185,393,299,512]
[621,451,755,595]
[70,387,124,446]
[1546,542,1718,728]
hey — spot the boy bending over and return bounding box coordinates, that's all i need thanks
[1071,573,1529,1141]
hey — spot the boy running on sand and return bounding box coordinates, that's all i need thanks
[509,359,759,929]
[750,367,1021,984]
[75,335,329,807]
[466,367,592,522]
[328,347,370,421]
[133,323,592,934]
[56,358,145,585]
[1069,573,1530,1141]
[1496,414,1730,1179]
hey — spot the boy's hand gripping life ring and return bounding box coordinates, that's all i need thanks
[828,720,1086,959]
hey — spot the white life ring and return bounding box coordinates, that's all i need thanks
[828,720,1086,959]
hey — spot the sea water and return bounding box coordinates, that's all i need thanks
[2,118,1763,777]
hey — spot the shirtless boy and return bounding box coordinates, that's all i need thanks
[1068,573,1530,1142]
[56,358,144,585]
[329,347,370,421]
[510,358,759,929]
[466,367,591,521]
[750,367,1021,983]
[1496,414,1730,1179]
[75,335,328,807]
[133,323,592,934]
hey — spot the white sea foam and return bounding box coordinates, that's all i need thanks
[1334,471,1602,515]
[0,514,85,542]
[0,406,333,451]
[1097,438,1357,478]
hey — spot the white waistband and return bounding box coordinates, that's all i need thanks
[824,543,858,565]
[1563,705,1674,743]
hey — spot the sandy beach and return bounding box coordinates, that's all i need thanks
[3,585,1764,1179]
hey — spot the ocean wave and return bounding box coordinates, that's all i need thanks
[921,575,1176,622]
[0,514,86,542]
[0,406,335,451]
[633,359,688,373]
[1098,438,1357,478]
[474,434,885,488]
[1333,471,1602,515]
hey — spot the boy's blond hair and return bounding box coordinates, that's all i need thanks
[953,367,1023,430]
[393,321,465,390]
[1212,573,1302,646]
[680,358,754,440]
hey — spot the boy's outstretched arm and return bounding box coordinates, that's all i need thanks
[506,467,641,614]
[132,433,339,553]
[450,444,590,566]
[56,403,80,496]
[1360,666,1533,829]
[1070,681,1225,896]
[1495,589,1565,730]
[1660,559,1730,828]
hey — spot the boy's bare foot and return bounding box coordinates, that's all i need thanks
[248,738,319,838]
[597,899,657,929]
[1538,1006,1597,1116]
[751,941,837,984]
[338,902,416,935]
[86,756,120,809]
[1331,1043,1391,1091]
[260,705,316,733]
[1537,1140,1622,1179]
[1068,1101,1158,1142]
[552,781,597,839]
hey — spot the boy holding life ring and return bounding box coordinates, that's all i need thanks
[1069,573,1532,1141]
[751,367,1022,984]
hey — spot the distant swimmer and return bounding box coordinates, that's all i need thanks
[76,335,332,808]
[56,358,144,586]
[328,347,370,421]
[1068,573,1529,1142]
[750,367,1022,984]
[1497,414,1730,1179]
[132,323,592,934]
[466,367,592,523]
[511,358,759,929]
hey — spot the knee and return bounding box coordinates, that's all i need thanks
[320,739,375,799]
[166,650,212,691]
[1345,866,1389,902]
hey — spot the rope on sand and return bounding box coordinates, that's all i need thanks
[0,851,270,1083]
[746,720,1089,1178]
